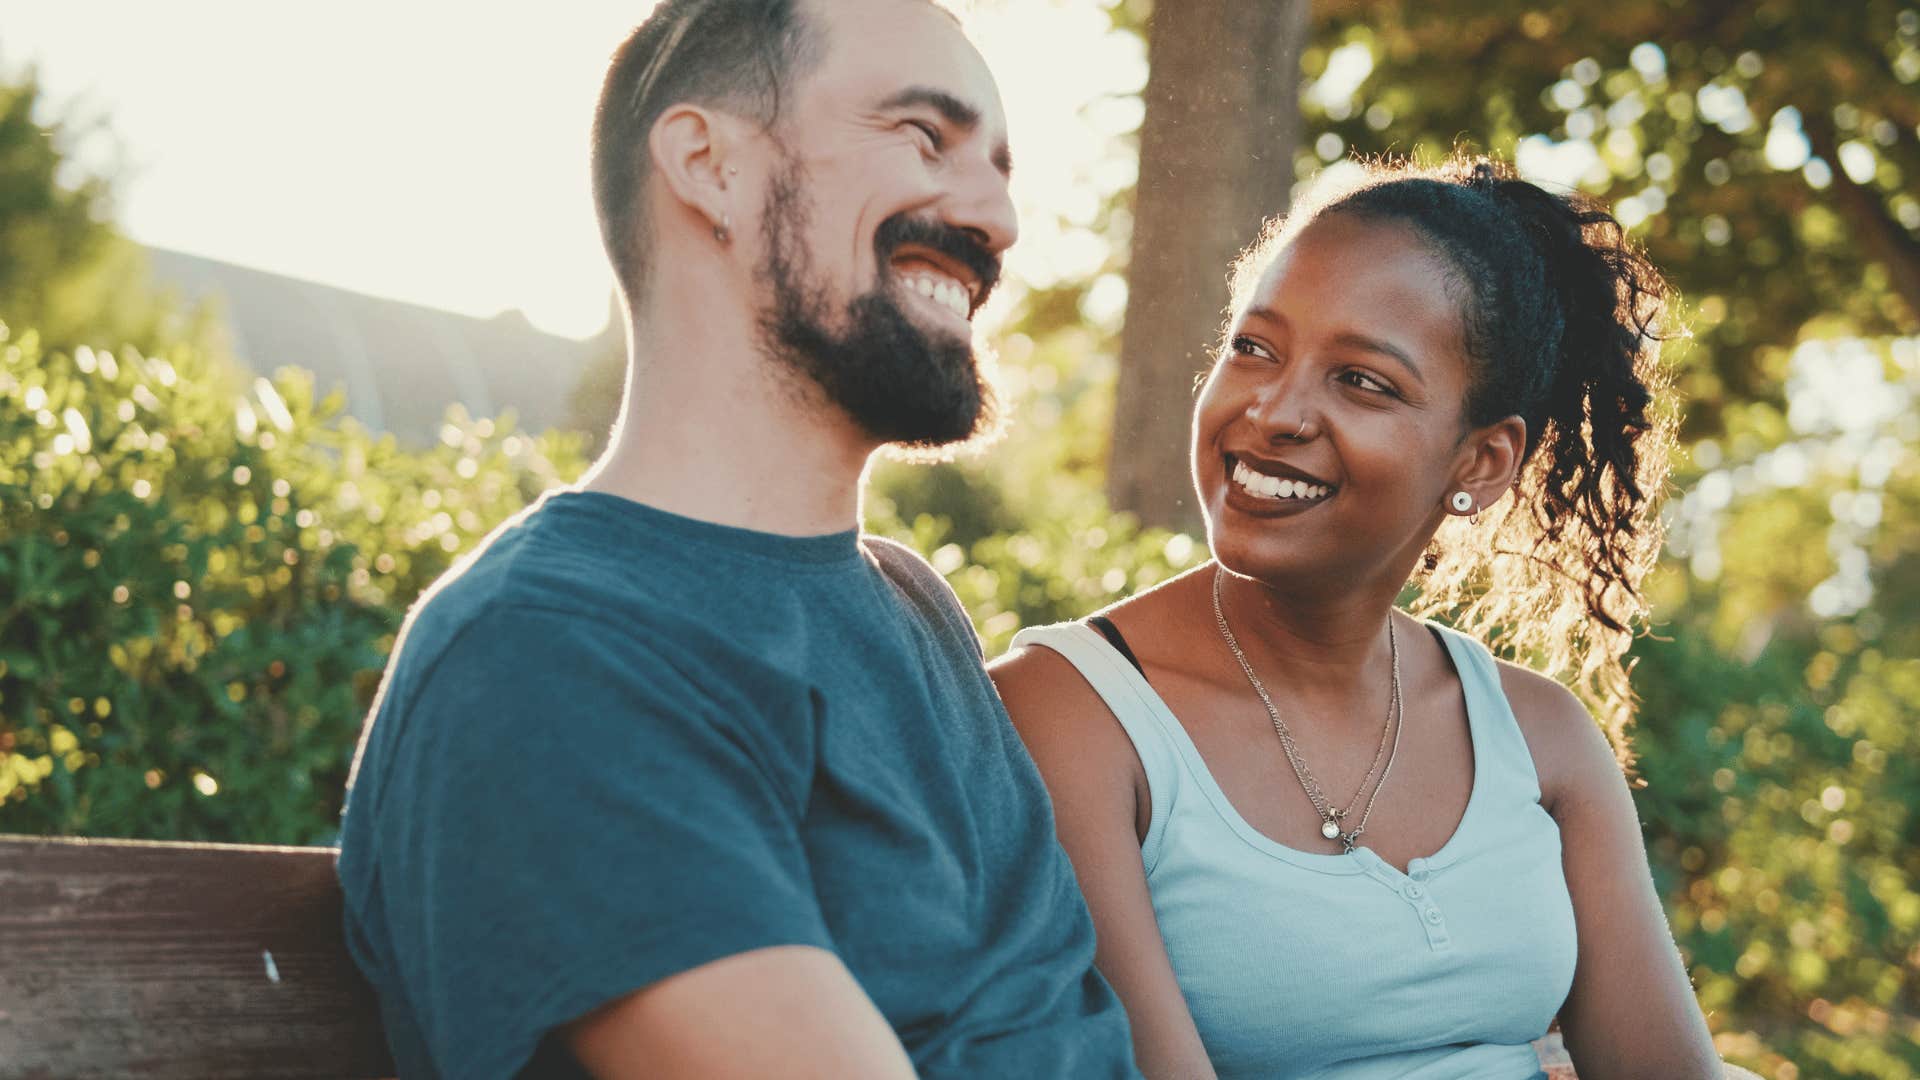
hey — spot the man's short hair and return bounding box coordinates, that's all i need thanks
[591,0,820,302]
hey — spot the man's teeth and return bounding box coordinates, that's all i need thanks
[1231,460,1330,501]
[906,273,971,320]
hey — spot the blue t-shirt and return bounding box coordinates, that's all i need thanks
[337,491,1138,1078]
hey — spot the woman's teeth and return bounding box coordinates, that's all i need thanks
[1232,460,1330,501]
[904,273,971,320]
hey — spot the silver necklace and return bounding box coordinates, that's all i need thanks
[1211,566,1404,854]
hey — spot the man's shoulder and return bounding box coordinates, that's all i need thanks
[377,542,711,735]
[854,533,932,582]
[859,533,955,605]
[859,534,980,651]
[392,522,589,668]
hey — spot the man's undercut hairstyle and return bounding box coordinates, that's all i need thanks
[591,0,820,302]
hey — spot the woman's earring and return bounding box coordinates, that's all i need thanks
[1449,490,1474,514]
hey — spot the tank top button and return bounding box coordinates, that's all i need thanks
[1425,907,1443,925]
[1406,884,1424,899]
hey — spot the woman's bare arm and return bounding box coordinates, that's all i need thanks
[992,645,1218,1080]
[1502,665,1723,1080]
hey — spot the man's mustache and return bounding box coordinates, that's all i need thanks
[874,215,1003,307]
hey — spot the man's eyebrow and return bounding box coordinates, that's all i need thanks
[1331,331,1426,385]
[879,86,980,126]
[878,86,1013,176]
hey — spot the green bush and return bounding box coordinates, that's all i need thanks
[0,301,1186,843]
[0,320,583,842]
[866,480,1203,657]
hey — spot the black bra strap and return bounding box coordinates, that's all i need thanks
[1086,615,1149,684]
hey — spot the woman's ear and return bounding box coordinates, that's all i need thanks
[647,103,743,241]
[1450,414,1527,516]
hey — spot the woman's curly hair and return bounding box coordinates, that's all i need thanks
[1227,154,1678,762]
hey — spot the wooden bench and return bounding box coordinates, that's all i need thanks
[0,835,394,1080]
[0,833,1580,1079]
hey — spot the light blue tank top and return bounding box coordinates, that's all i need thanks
[1011,619,1578,1080]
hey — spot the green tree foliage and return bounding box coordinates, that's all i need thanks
[1624,335,1920,1079]
[0,65,587,841]
[0,322,584,841]
[0,71,174,351]
[1304,0,1920,437]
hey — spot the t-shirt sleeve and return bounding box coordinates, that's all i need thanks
[367,605,833,1078]
[862,536,986,662]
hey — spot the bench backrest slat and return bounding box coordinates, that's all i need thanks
[0,835,395,1080]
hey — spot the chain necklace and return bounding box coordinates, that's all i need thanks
[1211,566,1404,854]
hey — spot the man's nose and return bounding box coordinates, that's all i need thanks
[942,157,1019,258]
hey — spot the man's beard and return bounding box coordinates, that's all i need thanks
[755,158,1000,449]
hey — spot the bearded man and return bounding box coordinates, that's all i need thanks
[336,1,1141,1077]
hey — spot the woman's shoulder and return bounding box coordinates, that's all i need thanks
[991,622,1153,837]
[1490,655,1627,817]
[991,620,1132,747]
[989,626,1098,708]
[995,562,1209,683]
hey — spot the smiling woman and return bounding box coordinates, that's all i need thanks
[991,155,1737,1080]
[1213,158,1675,748]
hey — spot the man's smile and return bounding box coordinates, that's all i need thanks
[895,265,974,321]
[889,245,984,323]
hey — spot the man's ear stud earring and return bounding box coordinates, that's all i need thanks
[714,214,732,244]
[1450,490,1475,513]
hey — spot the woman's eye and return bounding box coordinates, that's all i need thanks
[1342,369,1395,395]
[1229,336,1276,362]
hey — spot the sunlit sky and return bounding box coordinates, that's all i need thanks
[0,0,1146,339]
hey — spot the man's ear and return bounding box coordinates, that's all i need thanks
[647,103,743,238]
[1450,414,1526,516]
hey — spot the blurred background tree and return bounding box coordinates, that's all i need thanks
[4,2,1919,1075]
[1105,0,1305,533]
[0,70,178,352]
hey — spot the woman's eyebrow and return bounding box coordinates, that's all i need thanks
[1238,307,1422,386]
[1331,331,1426,385]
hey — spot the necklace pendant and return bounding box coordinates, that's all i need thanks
[1320,819,1341,840]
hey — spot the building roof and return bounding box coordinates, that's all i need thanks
[145,247,611,444]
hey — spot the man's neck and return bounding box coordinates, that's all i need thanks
[580,310,877,539]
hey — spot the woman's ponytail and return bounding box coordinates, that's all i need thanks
[1232,155,1679,760]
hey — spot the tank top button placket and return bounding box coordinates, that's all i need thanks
[1407,858,1451,950]
[1358,854,1452,951]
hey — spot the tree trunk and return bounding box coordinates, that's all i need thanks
[1108,0,1309,533]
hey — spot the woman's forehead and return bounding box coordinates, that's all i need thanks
[1258,216,1456,311]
